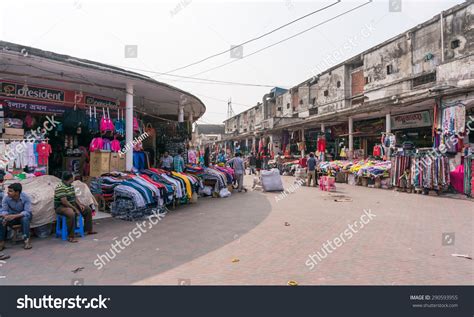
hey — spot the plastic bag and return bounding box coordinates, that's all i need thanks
[219,188,231,198]
[261,168,284,192]
[199,186,212,196]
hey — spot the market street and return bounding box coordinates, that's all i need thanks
[0,175,472,285]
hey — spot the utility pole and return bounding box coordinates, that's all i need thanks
[227,98,235,119]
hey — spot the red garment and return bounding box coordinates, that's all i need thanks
[139,175,165,189]
[373,145,381,157]
[299,157,307,168]
[37,142,52,165]
[317,138,326,152]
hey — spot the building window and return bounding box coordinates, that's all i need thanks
[365,77,370,84]
[286,103,290,109]
[324,90,329,97]
[277,106,282,111]
[312,97,316,105]
[451,39,460,49]
[336,81,341,88]
[413,72,436,87]
[386,64,393,74]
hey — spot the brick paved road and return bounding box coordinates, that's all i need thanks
[0,176,472,285]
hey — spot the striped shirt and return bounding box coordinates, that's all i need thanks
[54,182,76,208]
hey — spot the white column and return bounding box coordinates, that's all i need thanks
[125,83,134,171]
[385,113,391,133]
[321,123,325,133]
[348,117,354,156]
[178,105,184,123]
[252,137,256,153]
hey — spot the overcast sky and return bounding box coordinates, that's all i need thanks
[1,0,465,124]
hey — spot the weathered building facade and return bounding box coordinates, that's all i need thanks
[219,2,473,159]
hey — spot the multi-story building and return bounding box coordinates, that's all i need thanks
[220,1,473,159]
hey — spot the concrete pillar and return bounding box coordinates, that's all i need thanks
[348,116,354,156]
[252,137,256,153]
[385,113,391,133]
[125,83,134,171]
[178,105,184,123]
[321,123,325,133]
[245,138,249,153]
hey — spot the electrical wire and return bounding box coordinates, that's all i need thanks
[191,0,373,77]
[162,0,341,75]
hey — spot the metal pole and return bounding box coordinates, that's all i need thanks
[348,117,354,158]
[125,83,134,171]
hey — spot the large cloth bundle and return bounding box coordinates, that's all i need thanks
[14,176,97,228]
[261,168,284,192]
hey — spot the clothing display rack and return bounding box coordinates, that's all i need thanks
[0,138,50,174]
[390,152,412,187]
[464,155,473,197]
[411,149,450,191]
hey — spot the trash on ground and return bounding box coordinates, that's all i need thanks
[334,198,353,202]
[72,267,84,273]
[231,258,240,263]
[287,280,298,286]
[285,222,290,226]
[451,254,472,260]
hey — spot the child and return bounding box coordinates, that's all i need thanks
[398,168,411,193]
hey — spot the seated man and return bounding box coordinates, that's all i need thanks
[55,172,97,243]
[0,183,33,250]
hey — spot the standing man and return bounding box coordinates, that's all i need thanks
[275,152,284,175]
[160,151,173,171]
[0,183,33,250]
[227,153,247,192]
[248,152,257,175]
[217,150,226,165]
[55,172,97,243]
[307,153,318,187]
[173,149,185,173]
[204,147,210,167]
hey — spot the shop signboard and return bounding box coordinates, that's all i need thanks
[1,82,65,102]
[85,95,118,108]
[391,111,432,130]
[4,100,66,114]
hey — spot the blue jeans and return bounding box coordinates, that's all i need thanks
[0,214,32,241]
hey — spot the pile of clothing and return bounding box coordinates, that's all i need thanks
[319,160,354,174]
[102,169,202,220]
[348,160,391,178]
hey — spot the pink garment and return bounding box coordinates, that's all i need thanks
[133,117,139,132]
[111,139,121,152]
[90,137,104,152]
[188,150,197,164]
[450,164,464,194]
[100,108,114,132]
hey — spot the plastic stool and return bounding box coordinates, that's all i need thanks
[55,214,84,241]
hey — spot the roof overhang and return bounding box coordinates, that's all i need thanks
[0,41,206,121]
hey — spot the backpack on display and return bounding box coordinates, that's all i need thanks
[63,106,86,133]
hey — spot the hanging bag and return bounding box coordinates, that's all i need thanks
[133,116,139,132]
[107,107,115,132]
[100,107,108,133]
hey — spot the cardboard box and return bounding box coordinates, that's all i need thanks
[90,152,111,177]
[0,134,23,140]
[4,128,24,136]
[110,153,126,172]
